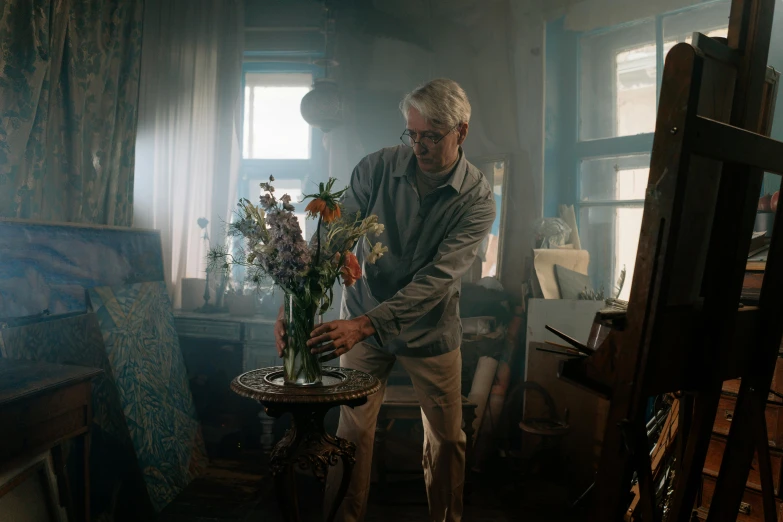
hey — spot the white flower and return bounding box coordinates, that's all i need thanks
[367,242,388,264]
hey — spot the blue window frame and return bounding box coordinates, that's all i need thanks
[239,60,326,239]
[228,59,327,288]
[545,0,731,298]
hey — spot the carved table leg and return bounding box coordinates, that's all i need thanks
[259,409,276,454]
[325,452,356,522]
[265,402,362,522]
[275,462,301,522]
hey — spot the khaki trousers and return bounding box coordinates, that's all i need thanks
[323,343,465,522]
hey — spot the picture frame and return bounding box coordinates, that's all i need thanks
[472,155,510,280]
[0,218,165,320]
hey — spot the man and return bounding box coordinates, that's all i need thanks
[275,78,495,522]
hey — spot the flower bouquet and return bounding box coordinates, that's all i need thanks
[209,176,386,385]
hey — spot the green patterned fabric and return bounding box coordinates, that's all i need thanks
[88,281,208,511]
[0,0,143,225]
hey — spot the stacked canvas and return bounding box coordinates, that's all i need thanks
[0,220,206,520]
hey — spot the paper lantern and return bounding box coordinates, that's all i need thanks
[300,78,343,132]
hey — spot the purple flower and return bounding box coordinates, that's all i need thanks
[281,194,295,211]
[260,194,276,209]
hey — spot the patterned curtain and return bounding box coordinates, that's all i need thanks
[0,0,144,226]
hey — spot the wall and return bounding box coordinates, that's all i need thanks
[323,0,547,295]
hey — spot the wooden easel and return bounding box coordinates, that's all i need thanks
[558,1,783,520]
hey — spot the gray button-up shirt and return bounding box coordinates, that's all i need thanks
[339,144,496,356]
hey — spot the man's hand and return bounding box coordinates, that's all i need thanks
[274,305,286,357]
[307,316,376,359]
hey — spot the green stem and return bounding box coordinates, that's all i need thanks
[316,215,323,266]
[283,294,323,384]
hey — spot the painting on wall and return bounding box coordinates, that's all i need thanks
[0,219,165,320]
[87,281,208,512]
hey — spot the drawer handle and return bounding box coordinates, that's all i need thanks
[739,502,751,515]
[725,410,733,421]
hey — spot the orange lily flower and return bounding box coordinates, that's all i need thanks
[322,203,341,223]
[340,251,362,287]
[305,198,327,218]
[306,198,341,223]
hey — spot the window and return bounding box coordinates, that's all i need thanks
[243,73,312,160]
[239,67,325,240]
[550,0,730,300]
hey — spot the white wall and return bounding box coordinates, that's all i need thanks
[325,0,547,294]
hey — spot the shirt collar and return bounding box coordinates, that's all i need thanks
[393,146,468,194]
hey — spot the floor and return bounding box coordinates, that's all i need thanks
[159,447,588,522]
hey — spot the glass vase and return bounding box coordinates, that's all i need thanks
[283,293,324,386]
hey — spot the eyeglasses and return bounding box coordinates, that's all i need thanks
[400,124,459,149]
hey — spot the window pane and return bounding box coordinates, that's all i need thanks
[244,73,312,160]
[580,20,657,140]
[663,1,730,52]
[579,205,643,301]
[580,154,650,202]
[615,207,643,301]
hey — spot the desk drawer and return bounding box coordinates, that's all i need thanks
[714,394,783,448]
[698,475,783,521]
[0,382,91,462]
[724,357,783,402]
[176,319,241,341]
[705,435,783,495]
[245,322,274,342]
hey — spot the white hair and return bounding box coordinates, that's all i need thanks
[400,78,472,130]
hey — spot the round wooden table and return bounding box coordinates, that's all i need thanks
[231,366,380,522]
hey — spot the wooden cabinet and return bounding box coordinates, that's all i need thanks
[173,311,278,455]
[697,475,783,521]
[705,436,783,495]
[714,393,783,448]
[723,357,783,403]
[173,311,277,372]
[697,357,783,519]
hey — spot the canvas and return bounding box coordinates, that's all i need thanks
[87,282,208,512]
[0,219,164,319]
[554,264,594,300]
[0,312,155,521]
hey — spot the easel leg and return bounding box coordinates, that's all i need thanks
[667,389,723,522]
[632,422,659,522]
[752,399,776,522]
[707,388,770,522]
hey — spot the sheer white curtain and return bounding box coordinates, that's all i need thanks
[134,0,244,308]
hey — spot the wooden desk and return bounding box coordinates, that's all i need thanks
[0,359,101,522]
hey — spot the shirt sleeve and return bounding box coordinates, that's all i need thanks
[340,155,373,219]
[364,195,496,345]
